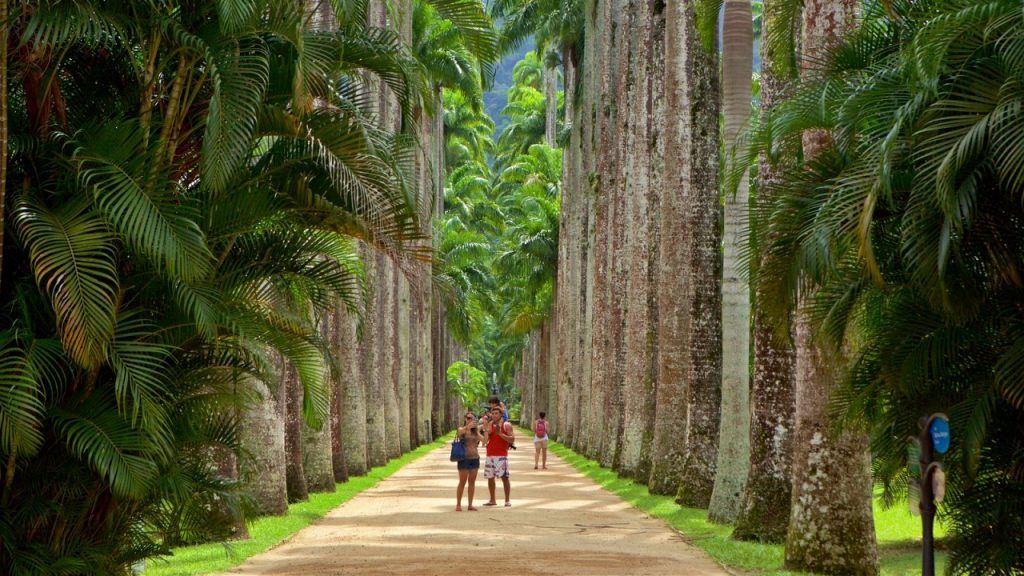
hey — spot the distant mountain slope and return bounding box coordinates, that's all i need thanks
[485,40,534,137]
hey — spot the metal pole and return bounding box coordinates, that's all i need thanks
[919,418,935,576]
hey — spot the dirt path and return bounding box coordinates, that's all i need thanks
[214,430,729,576]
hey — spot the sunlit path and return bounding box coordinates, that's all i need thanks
[214,430,728,576]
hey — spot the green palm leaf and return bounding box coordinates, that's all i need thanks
[69,122,214,283]
[53,393,159,500]
[0,339,46,457]
[14,198,118,368]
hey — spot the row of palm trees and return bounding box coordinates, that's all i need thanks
[428,45,564,413]
[0,0,498,571]
[517,0,1024,573]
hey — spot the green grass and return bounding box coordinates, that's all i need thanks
[548,442,947,575]
[146,435,452,576]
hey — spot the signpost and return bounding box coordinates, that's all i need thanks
[916,413,950,576]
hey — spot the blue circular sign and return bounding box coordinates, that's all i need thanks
[929,415,950,455]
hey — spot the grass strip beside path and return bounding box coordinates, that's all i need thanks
[147,434,453,576]
[548,441,946,576]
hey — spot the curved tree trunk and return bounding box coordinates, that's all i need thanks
[732,0,796,539]
[708,0,753,524]
[783,0,879,571]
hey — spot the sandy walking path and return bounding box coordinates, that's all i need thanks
[214,430,728,576]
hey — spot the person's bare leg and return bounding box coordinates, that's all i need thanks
[456,469,467,511]
[542,445,547,469]
[486,477,497,505]
[467,469,478,510]
[502,477,511,505]
[534,445,539,469]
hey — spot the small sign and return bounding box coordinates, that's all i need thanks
[929,414,951,454]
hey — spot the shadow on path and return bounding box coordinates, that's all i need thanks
[214,429,728,576]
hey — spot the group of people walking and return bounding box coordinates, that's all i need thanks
[453,396,550,511]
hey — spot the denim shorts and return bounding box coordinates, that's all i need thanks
[458,458,480,470]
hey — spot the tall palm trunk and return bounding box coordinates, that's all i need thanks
[732,0,796,539]
[364,250,388,468]
[619,0,661,481]
[382,261,400,460]
[303,314,337,493]
[708,0,753,524]
[576,0,615,460]
[330,362,348,483]
[544,57,558,147]
[650,0,721,500]
[783,0,879,572]
[283,361,309,502]
[339,308,368,477]
[398,273,411,453]
[658,0,723,510]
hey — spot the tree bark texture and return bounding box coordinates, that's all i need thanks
[784,0,878,571]
[544,59,558,147]
[363,249,388,468]
[339,308,368,478]
[238,375,288,516]
[708,0,753,524]
[619,0,662,482]
[302,315,337,494]
[383,260,401,460]
[658,0,723,510]
[283,359,309,503]
[732,0,796,539]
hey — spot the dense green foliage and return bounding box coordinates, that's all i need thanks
[0,0,500,571]
[755,0,1024,572]
[435,46,561,401]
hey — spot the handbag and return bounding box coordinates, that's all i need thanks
[450,437,466,462]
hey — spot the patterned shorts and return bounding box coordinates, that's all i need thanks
[484,456,509,479]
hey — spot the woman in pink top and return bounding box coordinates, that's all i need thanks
[533,411,549,469]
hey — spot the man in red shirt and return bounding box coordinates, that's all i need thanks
[483,406,515,506]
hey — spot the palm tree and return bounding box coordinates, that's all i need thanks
[0,0,424,569]
[651,0,723,506]
[489,0,583,137]
[617,0,662,482]
[759,0,1024,570]
[708,0,753,524]
[494,54,549,170]
[731,0,796,542]
[774,0,879,571]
